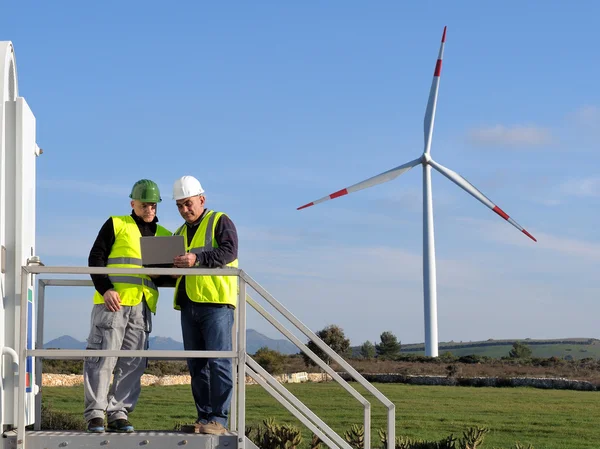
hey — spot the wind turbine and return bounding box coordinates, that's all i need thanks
[297,27,537,357]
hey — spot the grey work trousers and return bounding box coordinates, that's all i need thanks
[83,301,151,422]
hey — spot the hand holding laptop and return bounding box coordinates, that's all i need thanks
[174,253,197,268]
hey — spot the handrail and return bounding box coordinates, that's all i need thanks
[245,294,372,434]
[24,266,241,276]
[245,365,342,449]
[1,345,19,433]
[241,272,395,449]
[247,357,352,449]
[17,265,394,449]
[1,346,19,371]
[18,267,29,449]
[237,277,247,449]
[34,278,45,430]
[28,349,237,358]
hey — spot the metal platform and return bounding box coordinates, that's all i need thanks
[3,430,244,449]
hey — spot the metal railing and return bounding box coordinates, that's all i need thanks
[15,265,395,449]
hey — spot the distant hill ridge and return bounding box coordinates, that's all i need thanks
[401,338,600,352]
[44,329,298,355]
[47,335,600,359]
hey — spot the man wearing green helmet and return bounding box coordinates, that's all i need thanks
[84,179,172,433]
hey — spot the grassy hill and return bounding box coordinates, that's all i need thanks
[397,338,600,360]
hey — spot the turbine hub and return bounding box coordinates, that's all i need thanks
[422,153,432,164]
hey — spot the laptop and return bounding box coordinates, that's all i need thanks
[140,235,186,267]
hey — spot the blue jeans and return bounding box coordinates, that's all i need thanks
[180,302,234,427]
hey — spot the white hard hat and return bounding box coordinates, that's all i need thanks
[173,176,205,200]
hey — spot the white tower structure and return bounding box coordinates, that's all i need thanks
[0,41,42,431]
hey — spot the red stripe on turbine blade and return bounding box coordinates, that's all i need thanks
[330,188,349,199]
[434,60,442,77]
[522,229,537,242]
[493,205,509,220]
[297,202,314,210]
[442,26,447,43]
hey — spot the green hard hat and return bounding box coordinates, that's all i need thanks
[130,179,162,203]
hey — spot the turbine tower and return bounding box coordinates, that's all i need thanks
[297,27,537,357]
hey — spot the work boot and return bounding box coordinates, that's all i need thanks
[181,421,204,433]
[200,421,227,435]
[107,419,134,433]
[86,417,105,433]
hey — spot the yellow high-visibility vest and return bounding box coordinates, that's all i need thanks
[93,215,171,313]
[173,210,238,310]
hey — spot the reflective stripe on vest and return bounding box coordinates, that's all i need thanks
[109,275,157,291]
[189,213,217,255]
[107,257,143,265]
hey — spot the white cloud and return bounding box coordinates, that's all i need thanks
[568,105,600,127]
[467,125,554,147]
[459,217,600,261]
[533,232,600,260]
[559,177,600,197]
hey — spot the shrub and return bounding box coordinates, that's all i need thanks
[145,360,188,376]
[446,364,461,378]
[253,347,286,375]
[248,418,302,449]
[42,359,83,374]
[508,342,532,359]
[344,424,364,449]
[458,355,487,364]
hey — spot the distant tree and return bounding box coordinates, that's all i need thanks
[438,351,457,363]
[508,341,532,359]
[375,331,401,359]
[303,325,350,367]
[359,341,376,360]
[253,347,285,375]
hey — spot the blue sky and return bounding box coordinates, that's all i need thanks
[2,1,599,347]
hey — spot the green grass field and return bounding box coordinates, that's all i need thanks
[42,382,600,448]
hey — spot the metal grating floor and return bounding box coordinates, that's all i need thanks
[3,430,240,449]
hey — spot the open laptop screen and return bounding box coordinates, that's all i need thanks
[140,235,186,267]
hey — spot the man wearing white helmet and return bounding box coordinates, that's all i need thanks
[171,175,239,435]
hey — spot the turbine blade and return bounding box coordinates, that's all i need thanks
[423,26,447,155]
[298,158,422,210]
[429,159,537,242]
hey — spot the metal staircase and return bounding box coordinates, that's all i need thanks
[7,265,395,449]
